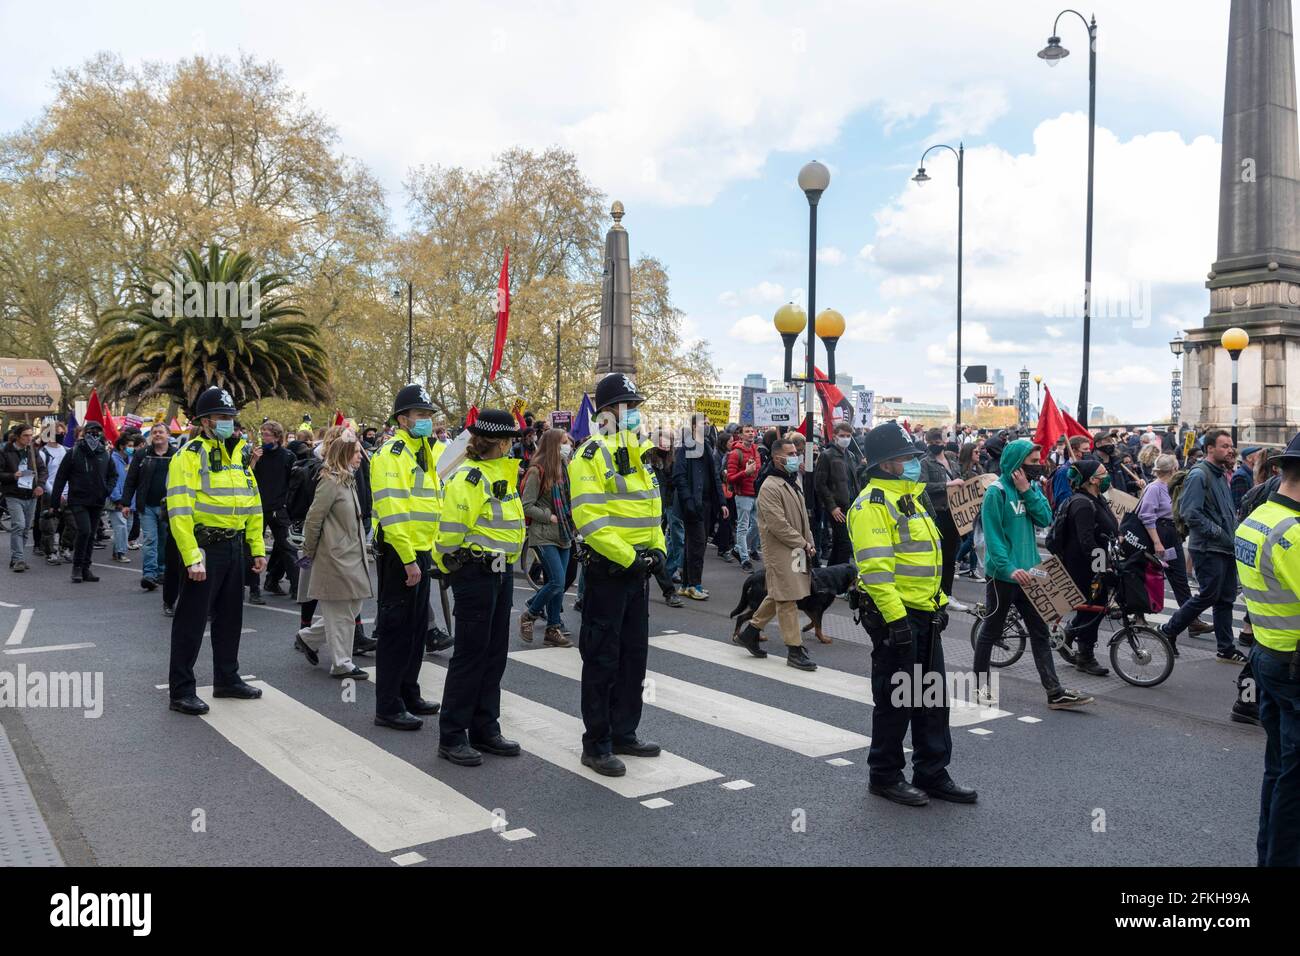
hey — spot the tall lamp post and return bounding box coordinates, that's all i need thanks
[1038,10,1098,428]
[912,143,964,426]
[392,281,414,382]
[1221,327,1249,444]
[1033,373,1043,417]
[798,161,831,438]
[1169,332,1185,426]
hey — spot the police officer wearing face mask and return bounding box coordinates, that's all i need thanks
[165,387,266,715]
[567,373,667,777]
[847,421,976,807]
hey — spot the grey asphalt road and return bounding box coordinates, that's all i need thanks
[0,541,1264,867]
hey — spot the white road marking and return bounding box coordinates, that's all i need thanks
[500,828,535,841]
[363,663,722,798]
[196,679,498,852]
[649,632,1012,728]
[5,608,34,646]
[640,797,673,809]
[1017,716,1042,724]
[510,647,871,758]
[391,851,425,866]
[5,642,95,655]
[721,779,754,790]
[826,757,854,767]
[244,603,301,616]
[0,600,18,608]
[968,727,994,736]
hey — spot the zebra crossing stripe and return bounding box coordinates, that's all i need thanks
[364,663,723,798]
[195,680,498,853]
[649,633,1011,728]
[509,647,872,758]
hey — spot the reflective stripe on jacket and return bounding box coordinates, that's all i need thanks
[434,455,525,571]
[368,429,440,565]
[847,476,946,623]
[165,434,265,568]
[567,431,666,568]
[1235,495,1300,653]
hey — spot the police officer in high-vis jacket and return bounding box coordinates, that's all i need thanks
[434,409,527,766]
[369,384,443,731]
[166,386,266,715]
[567,373,667,778]
[1234,431,1300,866]
[847,421,976,807]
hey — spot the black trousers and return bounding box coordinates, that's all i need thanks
[1163,540,1192,606]
[936,510,959,597]
[439,563,512,747]
[864,608,953,787]
[712,502,735,553]
[579,561,650,755]
[69,504,102,570]
[374,542,431,718]
[973,577,1063,695]
[829,515,852,567]
[162,524,181,609]
[261,511,300,591]
[169,535,246,699]
[681,513,708,588]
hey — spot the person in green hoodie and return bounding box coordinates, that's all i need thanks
[974,438,1094,711]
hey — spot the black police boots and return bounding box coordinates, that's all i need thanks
[213,681,262,700]
[581,752,626,777]
[169,696,210,716]
[787,644,817,672]
[736,624,766,658]
[439,742,484,766]
[869,781,929,807]
[613,737,661,757]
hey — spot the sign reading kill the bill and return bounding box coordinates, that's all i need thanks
[1020,554,1085,626]
[0,358,61,413]
[949,473,997,535]
[1104,489,1140,523]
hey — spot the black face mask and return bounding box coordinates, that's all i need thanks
[1022,463,1045,480]
[928,444,945,456]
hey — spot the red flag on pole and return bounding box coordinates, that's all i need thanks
[1033,386,1091,451]
[84,389,119,445]
[333,410,345,427]
[489,248,509,382]
[465,405,479,428]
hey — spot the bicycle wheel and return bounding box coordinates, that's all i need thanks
[969,607,1027,668]
[1109,625,1175,687]
[522,546,545,591]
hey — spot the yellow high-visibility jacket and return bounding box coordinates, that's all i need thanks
[166,434,265,568]
[369,429,440,565]
[567,430,665,568]
[1236,494,1300,653]
[434,456,525,572]
[847,475,946,623]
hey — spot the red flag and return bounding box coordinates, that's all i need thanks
[489,248,509,382]
[1061,408,1092,445]
[812,367,855,440]
[465,405,479,428]
[84,389,119,445]
[1033,386,1092,452]
[333,410,345,427]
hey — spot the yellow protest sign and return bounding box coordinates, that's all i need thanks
[694,397,732,426]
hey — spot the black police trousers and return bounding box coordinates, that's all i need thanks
[579,559,650,756]
[439,562,512,747]
[374,543,431,718]
[864,608,953,788]
[169,535,247,699]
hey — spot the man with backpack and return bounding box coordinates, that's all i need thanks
[250,420,299,602]
[725,424,762,572]
[1051,459,1118,676]
[1159,429,1249,664]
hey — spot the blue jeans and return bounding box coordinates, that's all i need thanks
[139,504,168,581]
[734,494,759,562]
[526,544,569,626]
[1164,549,1238,654]
[1253,645,1300,866]
[664,510,685,578]
[955,532,975,572]
[109,506,129,555]
[5,496,36,562]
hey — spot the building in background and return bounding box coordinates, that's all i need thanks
[743,373,767,391]
[653,380,743,424]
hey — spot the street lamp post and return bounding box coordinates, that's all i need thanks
[1221,327,1249,444]
[1039,10,1098,428]
[1033,373,1043,416]
[913,143,964,426]
[393,280,414,382]
[1169,332,1185,427]
[798,161,831,438]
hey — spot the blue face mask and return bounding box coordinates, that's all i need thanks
[409,418,434,438]
[262,442,276,454]
[621,409,642,431]
[785,455,801,473]
[901,458,922,482]
[213,420,235,440]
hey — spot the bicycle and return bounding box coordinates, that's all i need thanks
[968,546,1175,687]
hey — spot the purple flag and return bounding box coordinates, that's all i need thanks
[570,393,595,442]
[63,412,78,448]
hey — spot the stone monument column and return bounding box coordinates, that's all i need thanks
[1183,0,1300,441]
[595,201,636,384]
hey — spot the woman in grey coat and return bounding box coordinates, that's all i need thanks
[518,428,575,646]
[294,431,373,679]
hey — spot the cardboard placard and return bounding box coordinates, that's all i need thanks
[1019,554,1086,626]
[549,411,572,431]
[855,389,874,430]
[693,397,732,426]
[1105,489,1140,522]
[949,473,997,535]
[753,390,798,427]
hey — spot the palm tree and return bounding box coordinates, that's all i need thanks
[85,245,332,414]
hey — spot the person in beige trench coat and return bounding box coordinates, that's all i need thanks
[739,436,818,672]
[294,433,373,679]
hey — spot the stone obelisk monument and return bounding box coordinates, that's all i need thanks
[1183,0,1300,441]
[595,201,636,384]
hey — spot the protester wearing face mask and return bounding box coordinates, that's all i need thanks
[725,424,763,572]
[644,429,686,606]
[368,384,445,732]
[519,428,580,645]
[1088,434,1133,496]
[815,421,862,570]
[1055,459,1117,676]
[567,373,667,778]
[244,420,300,604]
[735,437,818,671]
[51,420,119,584]
[163,387,266,716]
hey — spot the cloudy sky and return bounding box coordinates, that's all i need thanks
[0,1,1255,421]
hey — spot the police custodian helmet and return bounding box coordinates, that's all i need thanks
[467,408,524,438]
[392,383,436,417]
[594,372,645,411]
[862,420,923,470]
[193,386,239,418]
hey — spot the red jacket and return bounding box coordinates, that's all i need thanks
[725,441,761,497]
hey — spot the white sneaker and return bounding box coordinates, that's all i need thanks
[947,598,969,613]
[128,540,142,550]
[976,687,999,708]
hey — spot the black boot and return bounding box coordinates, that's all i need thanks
[1074,652,1109,676]
[80,565,99,583]
[70,565,83,583]
[735,624,766,658]
[786,644,817,671]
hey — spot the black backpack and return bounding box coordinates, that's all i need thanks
[285,456,323,523]
[1043,495,1076,558]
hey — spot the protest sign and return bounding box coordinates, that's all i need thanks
[1019,554,1086,626]
[753,391,798,427]
[949,473,997,535]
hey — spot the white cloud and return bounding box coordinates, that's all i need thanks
[817,246,845,266]
[717,280,789,309]
[728,314,775,345]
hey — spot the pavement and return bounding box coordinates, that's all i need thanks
[0,537,1265,867]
